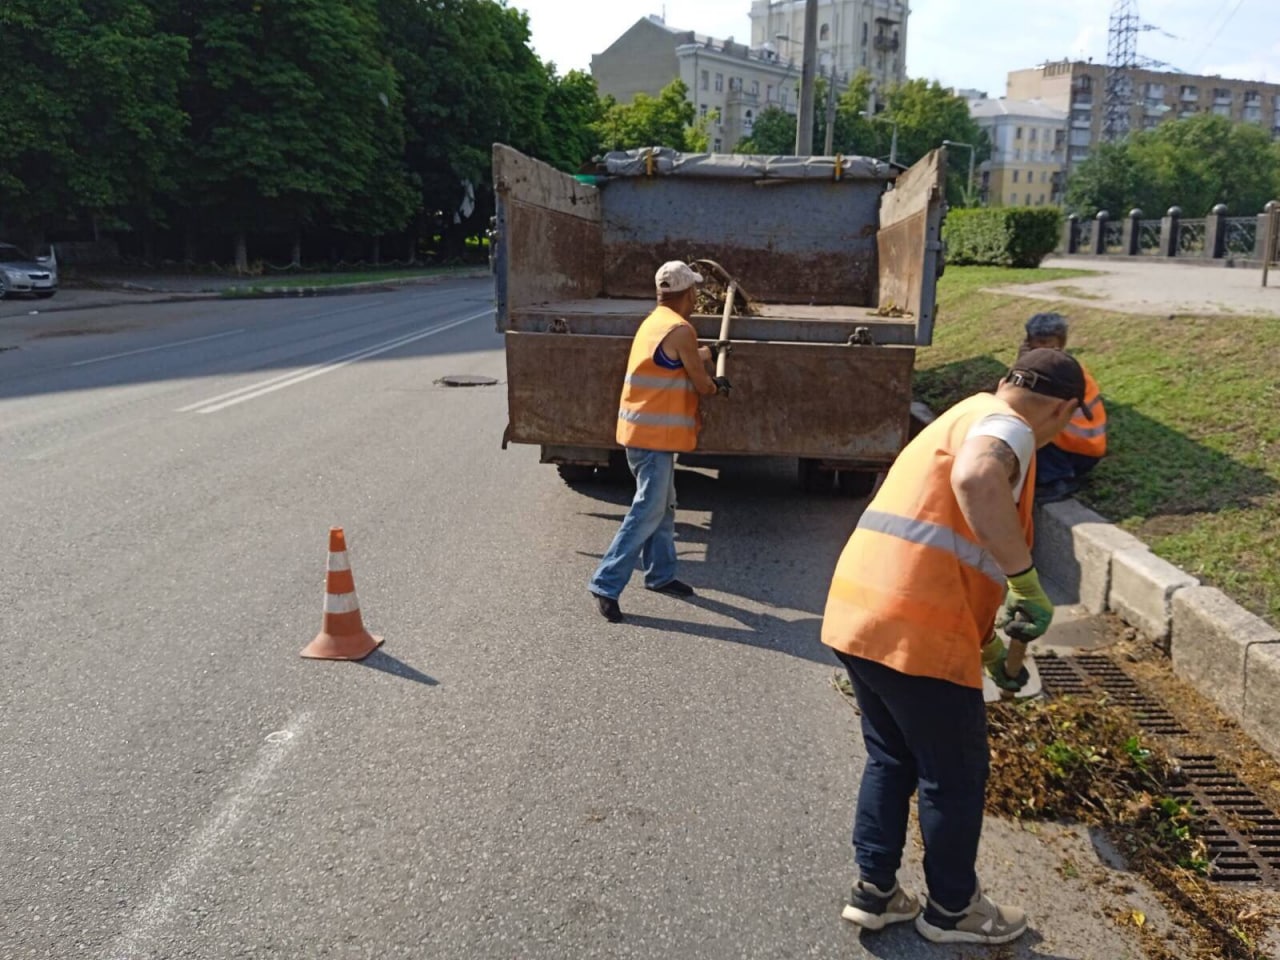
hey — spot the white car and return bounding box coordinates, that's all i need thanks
[0,243,58,299]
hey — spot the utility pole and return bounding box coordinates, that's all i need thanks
[823,66,837,155]
[794,0,818,156]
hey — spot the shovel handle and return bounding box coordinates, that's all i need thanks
[716,282,736,380]
[1003,636,1028,680]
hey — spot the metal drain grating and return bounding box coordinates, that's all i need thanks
[1031,653,1280,886]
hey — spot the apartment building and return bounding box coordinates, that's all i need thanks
[968,96,1067,207]
[1008,60,1280,170]
[592,15,855,152]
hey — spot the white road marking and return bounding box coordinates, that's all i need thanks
[179,309,493,414]
[71,329,247,367]
[103,712,312,960]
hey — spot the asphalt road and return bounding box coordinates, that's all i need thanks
[2,281,1162,959]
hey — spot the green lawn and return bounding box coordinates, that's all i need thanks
[918,266,1280,626]
[220,266,480,294]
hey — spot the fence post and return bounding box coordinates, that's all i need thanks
[1264,200,1280,288]
[1205,203,1228,259]
[1063,213,1079,254]
[1256,209,1271,262]
[1122,208,1142,256]
[1092,210,1109,255]
[1160,206,1181,258]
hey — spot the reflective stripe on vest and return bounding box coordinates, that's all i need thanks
[1054,367,1107,457]
[616,305,701,453]
[821,393,1037,690]
[857,509,1006,587]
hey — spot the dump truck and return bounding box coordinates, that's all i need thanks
[491,143,948,494]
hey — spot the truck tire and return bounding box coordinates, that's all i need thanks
[556,463,597,485]
[836,470,878,499]
[798,458,833,494]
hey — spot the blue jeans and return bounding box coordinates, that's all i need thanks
[834,651,989,913]
[589,448,678,600]
[1037,443,1100,486]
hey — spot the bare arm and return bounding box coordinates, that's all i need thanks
[663,325,717,396]
[950,436,1033,575]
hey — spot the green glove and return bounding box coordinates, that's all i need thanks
[996,567,1054,642]
[981,633,1004,670]
[981,633,1027,691]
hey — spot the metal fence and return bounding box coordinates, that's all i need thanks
[1177,218,1207,255]
[1137,219,1162,255]
[1224,217,1258,256]
[1102,220,1126,254]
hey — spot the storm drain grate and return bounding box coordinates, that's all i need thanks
[1032,653,1280,886]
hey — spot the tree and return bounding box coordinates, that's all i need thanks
[540,69,605,171]
[0,0,188,242]
[734,106,796,155]
[1066,114,1280,218]
[871,79,989,205]
[593,80,697,152]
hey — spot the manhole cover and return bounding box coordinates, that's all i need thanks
[437,374,498,388]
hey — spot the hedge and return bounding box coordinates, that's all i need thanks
[943,207,1063,268]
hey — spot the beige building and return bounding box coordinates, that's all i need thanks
[968,97,1066,207]
[749,0,909,95]
[1009,60,1280,170]
[593,15,858,152]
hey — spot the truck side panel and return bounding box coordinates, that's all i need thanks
[876,149,947,347]
[505,332,914,461]
[492,145,603,330]
[598,179,884,305]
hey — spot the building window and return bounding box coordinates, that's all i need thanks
[820,23,830,42]
[1012,170,1019,183]
[767,84,774,102]
[714,138,722,152]
[700,104,708,118]
[751,80,759,96]
[744,110,754,133]
[1039,194,1045,205]
[1016,126,1023,139]
[862,23,868,44]
[701,70,709,91]
[1010,193,1018,204]
[715,73,724,92]
[1029,128,1038,142]
[1213,87,1231,102]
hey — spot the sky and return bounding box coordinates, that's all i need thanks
[512,0,1280,94]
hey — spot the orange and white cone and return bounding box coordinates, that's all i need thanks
[301,527,383,661]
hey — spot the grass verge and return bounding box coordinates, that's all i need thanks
[918,265,1280,626]
[220,266,482,295]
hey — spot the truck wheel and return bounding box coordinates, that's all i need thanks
[556,463,597,485]
[837,470,878,499]
[605,450,634,486]
[798,458,833,493]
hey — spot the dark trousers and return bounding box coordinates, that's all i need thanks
[834,651,989,913]
[1036,443,1100,486]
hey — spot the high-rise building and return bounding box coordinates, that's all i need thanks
[1009,60,1280,172]
[749,0,909,97]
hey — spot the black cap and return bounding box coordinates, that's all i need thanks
[1006,348,1091,419]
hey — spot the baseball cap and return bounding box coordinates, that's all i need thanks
[655,260,704,294]
[1025,312,1069,339]
[1005,348,1091,419]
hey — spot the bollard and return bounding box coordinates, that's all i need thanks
[1091,210,1109,256]
[1160,206,1182,258]
[1122,208,1143,257]
[1063,213,1080,255]
[1205,203,1228,259]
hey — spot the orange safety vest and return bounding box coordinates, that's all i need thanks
[1053,366,1107,458]
[822,393,1037,689]
[616,305,701,452]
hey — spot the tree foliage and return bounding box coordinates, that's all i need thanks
[1066,114,1280,218]
[594,80,699,152]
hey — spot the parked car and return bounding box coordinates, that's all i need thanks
[0,243,58,299]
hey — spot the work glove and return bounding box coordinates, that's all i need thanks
[713,376,732,397]
[982,633,1028,692]
[712,340,732,360]
[996,567,1054,642]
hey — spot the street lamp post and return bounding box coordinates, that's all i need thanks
[860,111,898,165]
[942,139,977,207]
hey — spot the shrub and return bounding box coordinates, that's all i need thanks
[943,207,1062,268]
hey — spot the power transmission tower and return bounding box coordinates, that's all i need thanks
[1103,0,1139,142]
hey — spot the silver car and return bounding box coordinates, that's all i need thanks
[0,243,58,299]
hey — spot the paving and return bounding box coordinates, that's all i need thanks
[0,283,1221,959]
[991,255,1280,316]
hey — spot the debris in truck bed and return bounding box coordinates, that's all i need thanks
[690,258,758,317]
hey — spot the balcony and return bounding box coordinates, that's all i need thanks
[1180,88,1199,102]
[727,89,759,107]
[874,35,900,52]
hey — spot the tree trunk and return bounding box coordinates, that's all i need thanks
[371,237,381,265]
[290,230,302,269]
[234,232,249,274]
[184,223,197,265]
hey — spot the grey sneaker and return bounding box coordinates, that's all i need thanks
[915,885,1027,944]
[840,880,921,931]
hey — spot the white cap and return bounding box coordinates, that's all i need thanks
[655,260,704,294]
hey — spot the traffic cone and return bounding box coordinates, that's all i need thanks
[301,527,383,661]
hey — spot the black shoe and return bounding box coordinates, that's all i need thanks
[646,578,695,598]
[1035,478,1079,506]
[591,593,624,623]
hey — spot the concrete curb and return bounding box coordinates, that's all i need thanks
[1033,497,1280,759]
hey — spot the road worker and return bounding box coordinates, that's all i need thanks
[588,261,729,623]
[821,348,1091,945]
[1021,313,1108,504]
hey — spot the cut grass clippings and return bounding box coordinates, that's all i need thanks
[988,694,1274,960]
[919,266,1280,626]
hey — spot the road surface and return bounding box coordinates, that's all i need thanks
[2,281,1160,958]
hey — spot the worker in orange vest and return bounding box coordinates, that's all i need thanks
[588,261,729,623]
[1022,313,1107,504]
[822,348,1091,945]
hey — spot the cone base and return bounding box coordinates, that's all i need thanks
[300,631,383,661]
